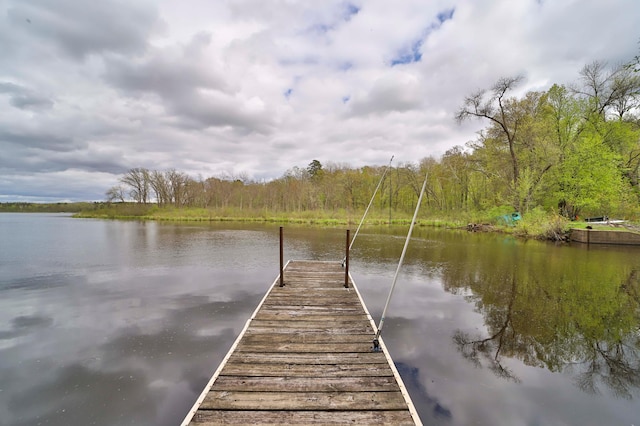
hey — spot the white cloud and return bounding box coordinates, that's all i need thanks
[1,0,639,201]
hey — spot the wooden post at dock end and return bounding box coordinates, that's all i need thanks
[345,229,350,288]
[279,226,284,287]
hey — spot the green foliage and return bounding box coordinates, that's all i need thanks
[458,63,639,218]
[554,132,624,216]
[74,203,156,218]
[514,207,568,240]
[469,205,517,224]
[67,57,639,233]
[307,159,323,180]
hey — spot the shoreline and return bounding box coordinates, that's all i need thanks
[72,209,560,241]
[4,203,638,242]
[73,211,459,228]
[73,211,640,243]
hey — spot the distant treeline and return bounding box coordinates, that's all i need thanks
[7,60,638,221]
[106,60,640,220]
[105,161,428,215]
[0,202,96,213]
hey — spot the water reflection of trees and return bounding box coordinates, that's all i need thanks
[446,245,640,399]
[453,277,522,383]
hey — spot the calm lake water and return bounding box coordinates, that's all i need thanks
[1,213,639,425]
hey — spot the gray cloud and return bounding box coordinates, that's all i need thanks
[104,33,225,96]
[347,70,424,116]
[104,33,275,133]
[1,0,639,201]
[0,130,80,152]
[0,151,127,175]
[6,0,161,59]
[0,82,54,110]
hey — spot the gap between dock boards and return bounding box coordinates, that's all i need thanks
[181,260,422,425]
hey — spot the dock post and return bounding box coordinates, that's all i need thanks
[279,226,284,287]
[345,229,350,288]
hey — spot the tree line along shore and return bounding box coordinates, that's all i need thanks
[2,200,637,243]
[4,57,640,240]
[96,59,640,228]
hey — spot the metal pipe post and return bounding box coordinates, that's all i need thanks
[345,229,350,288]
[279,226,284,287]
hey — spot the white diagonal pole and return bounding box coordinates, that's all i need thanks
[342,155,394,265]
[375,171,428,341]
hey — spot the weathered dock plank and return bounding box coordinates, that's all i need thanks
[201,390,409,410]
[245,326,373,335]
[211,376,401,392]
[254,312,369,321]
[227,352,388,364]
[254,305,362,312]
[220,363,395,377]
[182,260,421,425]
[240,333,373,343]
[249,319,372,328]
[235,342,373,353]
[191,410,415,425]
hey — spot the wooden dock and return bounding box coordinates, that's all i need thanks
[181,260,421,425]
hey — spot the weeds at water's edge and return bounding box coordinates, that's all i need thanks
[73,205,465,228]
[73,205,640,241]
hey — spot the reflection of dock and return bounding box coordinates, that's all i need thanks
[181,260,421,425]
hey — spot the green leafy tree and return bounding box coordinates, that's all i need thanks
[307,159,323,180]
[555,132,623,218]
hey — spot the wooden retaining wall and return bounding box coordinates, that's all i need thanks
[571,229,640,245]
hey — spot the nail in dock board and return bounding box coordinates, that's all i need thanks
[181,260,422,425]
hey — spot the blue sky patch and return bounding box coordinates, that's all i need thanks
[391,39,423,66]
[344,3,360,21]
[306,3,360,37]
[437,8,455,24]
[310,23,333,35]
[391,8,455,66]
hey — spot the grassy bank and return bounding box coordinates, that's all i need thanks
[73,203,464,227]
[73,203,639,241]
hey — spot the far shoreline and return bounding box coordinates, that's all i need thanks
[3,202,639,242]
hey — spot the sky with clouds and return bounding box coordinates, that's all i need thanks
[1,0,639,202]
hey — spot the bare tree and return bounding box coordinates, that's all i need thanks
[120,168,150,204]
[573,60,640,120]
[105,185,126,203]
[456,75,525,208]
[183,178,206,208]
[150,170,170,206]
[166,169,188,207]
[609,67,640,120]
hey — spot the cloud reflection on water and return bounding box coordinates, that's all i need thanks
[2,217,640,425]
[2,295,257,426]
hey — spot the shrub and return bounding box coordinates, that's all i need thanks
[515,207,569,240]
